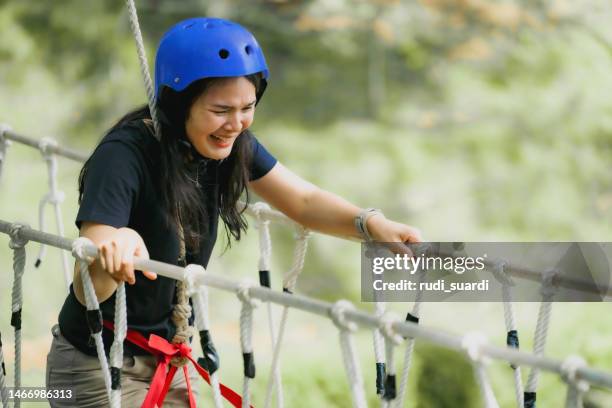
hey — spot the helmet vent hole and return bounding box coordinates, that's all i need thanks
[218,49,230,59]
[245,45,252,55]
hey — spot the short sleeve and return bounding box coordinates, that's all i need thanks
[76,141,143,229]
[249,134,277,181]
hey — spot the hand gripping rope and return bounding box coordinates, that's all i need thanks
[330,300,367,408]
[35,137,71,290]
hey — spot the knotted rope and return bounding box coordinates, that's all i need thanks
[35,137,71,289]
[109,282,127,407]
[491,260,524,407]
[379,312,403,406]
[525,268,559,407]
[72,237,113,406]
[330,300,367,408]
[462,332,500,408]
[9,224,28,408]
[561,355,590,408]
[189,264,223,408]
[237,280,259,408]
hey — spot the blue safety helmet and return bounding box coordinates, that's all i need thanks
[155,17,269,101]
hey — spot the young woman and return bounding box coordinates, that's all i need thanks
[46,17,422,407]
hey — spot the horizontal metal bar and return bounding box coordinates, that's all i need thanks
[3,130,88,163]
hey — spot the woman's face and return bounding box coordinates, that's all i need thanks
[185,76,257,160]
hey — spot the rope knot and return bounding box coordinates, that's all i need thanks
[71,237,95,264]
[251,202,272,223]
[461,332,489,364]
[38,136,58,157]
[540,268,560,299]
[183,264,203,297]
[0,123,12,157]
[378,312,403,345]
[237,279,259,309]
[294,226,312,241]
[561,355,590,392]
[45,190,66,205]
[330,300,358,332]
[8,223,29,249]
[490,259,515,287]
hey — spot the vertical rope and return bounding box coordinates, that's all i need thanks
[525,269,558,407]
[462,332,500,408]
[379,313,403,407]
[35,138,71,290]
[330,301,367,408]
[396,267,426,408]
[491,261,524,407]
[9,224,28,408]
[124,0,161,141]
[109,283,127,408]
[72,237,113,405]
[561,356,589,408]
[0,124,12,182]
[372,300,386,397]
[0,330,7,408]
[189,264,223,408]
[264,227,311,408]
[253,203,284,408]
[237,281,258,408]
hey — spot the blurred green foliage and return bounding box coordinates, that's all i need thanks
[1,0,612,406]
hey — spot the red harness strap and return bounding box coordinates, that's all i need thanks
[103,321,251,408]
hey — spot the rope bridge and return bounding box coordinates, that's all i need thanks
[2,127,612,408]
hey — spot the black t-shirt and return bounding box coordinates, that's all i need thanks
[58,120,276,356]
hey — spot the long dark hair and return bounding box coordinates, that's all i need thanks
[78,74,263,252]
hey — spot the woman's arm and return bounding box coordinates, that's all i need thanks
[73,222,155,306]
[249,163,422,243]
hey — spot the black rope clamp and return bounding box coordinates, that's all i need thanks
[283,287,293,294]
[506,330,520,369]
[197,330,220,375]
[402,312,419,339]
[1,362,5,376]
[242,352,256,379]
[110,366,121,390]
[375,362,386,395]
[259,270,271,288]
[383,374,397,400]
[524,391,536,408]
[11,309,22,330]
[86,309,103,334]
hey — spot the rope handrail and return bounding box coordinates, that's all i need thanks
[1,219,612,391]
[0,127,88,163]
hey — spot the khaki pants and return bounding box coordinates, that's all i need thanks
[46,325,198,407]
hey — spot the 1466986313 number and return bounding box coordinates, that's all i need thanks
[7,387,75,402]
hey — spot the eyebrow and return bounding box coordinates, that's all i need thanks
[210,100,256,109]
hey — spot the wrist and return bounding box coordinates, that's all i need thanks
[354,208,384,242]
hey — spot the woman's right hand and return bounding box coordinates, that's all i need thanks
[96,227,156,284]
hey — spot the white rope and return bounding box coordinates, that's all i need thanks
[124,0,161,141]
[561,355,590,408]
[0,124,12,182]
[372,300,386,398]
[330,300,367,408]
[525,269,559,398]
[264,227,311,408]
[379,312,403,407]
[462,332,500,408]
[237,280,259,408]
[253,202,284,408]
[0,330,7,408]
[35,137,71,290]
[9,224,28,408]
[72,237,113,406]
[109,283,127,408]
[491,260,524,407]
[396,267,427,408]
[188,264,223,408]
